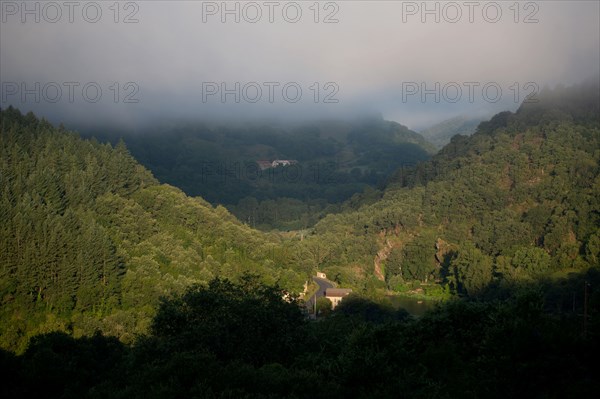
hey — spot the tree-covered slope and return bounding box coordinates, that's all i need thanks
[1,80,597,353]
[87,115,435,230]
[305,82,600,296]
[0,107,307,351]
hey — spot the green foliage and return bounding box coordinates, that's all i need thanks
[448,242,493,295]
[510,247,553,278]
[0,107,308,351]
[4,274,598,398]
[315,296,332,316]
[87,116,434,230]
[1,80,599,382]
[149,275,306,365]
[301,81,600,297]
[400,232,438,282]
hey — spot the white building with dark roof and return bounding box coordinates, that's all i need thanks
[325,288,352,309]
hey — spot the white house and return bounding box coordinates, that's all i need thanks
[325,288,352,309]
[271,159,297,167]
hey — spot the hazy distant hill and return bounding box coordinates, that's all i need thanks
[86,115,435,230]
[419,115,485,149]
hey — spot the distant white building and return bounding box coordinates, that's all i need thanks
[256,159,298,170]
[271,159,297,167]
[325,288,352,309]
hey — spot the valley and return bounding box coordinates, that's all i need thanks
[1,79,599,399]
[2,1,599,396]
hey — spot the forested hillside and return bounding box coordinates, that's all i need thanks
[0,107,307,351]
[88,116,435,230]
[305,82,600,297]
[1,80,598,361]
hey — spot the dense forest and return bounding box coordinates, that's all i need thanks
[87,117,435,230]
[0,108,309,351]
[302,82,600,298]
[0,80,599,397]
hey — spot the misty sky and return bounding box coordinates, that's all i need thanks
[1,0,599,131]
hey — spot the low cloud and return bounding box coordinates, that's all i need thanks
[1,1,598,130]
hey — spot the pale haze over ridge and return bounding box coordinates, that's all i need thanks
[1,0,598,131]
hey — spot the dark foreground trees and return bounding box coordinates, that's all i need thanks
[3,274,598,399]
